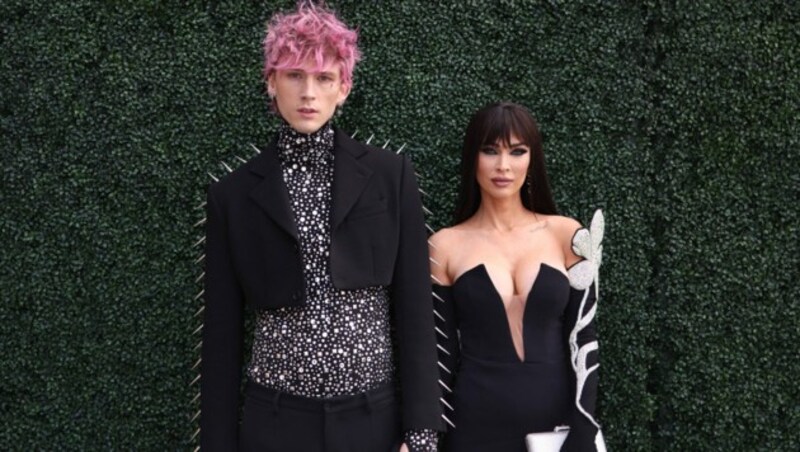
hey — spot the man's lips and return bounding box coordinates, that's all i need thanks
[298,108,317,114]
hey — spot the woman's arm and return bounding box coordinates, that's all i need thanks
[561,284,600,451]
[560,211,605,452]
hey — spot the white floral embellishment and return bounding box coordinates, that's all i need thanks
[566,208,604,431]
[568,209,604,291]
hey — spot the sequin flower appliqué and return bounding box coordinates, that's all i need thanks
[566,209,604,431]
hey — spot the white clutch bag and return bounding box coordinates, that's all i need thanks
[525,426,606,452]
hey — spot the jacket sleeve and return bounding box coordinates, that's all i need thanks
[390,156,445,432]
[432,283,459,432]
[200,185,245,451]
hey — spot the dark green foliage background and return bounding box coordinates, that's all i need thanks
[0,1,796,450]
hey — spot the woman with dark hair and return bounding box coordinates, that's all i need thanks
[430,102,605,451]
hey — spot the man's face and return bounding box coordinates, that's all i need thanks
[268,59,350,134]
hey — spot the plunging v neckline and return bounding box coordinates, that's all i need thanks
[452,263,568,362]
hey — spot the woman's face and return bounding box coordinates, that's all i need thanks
[475,133,531,202]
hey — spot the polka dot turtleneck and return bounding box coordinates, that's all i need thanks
[247,121,395,396]
[245,121,437,451]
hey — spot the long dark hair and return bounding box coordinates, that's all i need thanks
[452,102,558,224]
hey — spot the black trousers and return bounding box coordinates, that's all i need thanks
[239,380,402,452]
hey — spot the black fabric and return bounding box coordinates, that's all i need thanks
[239,381,401,452]
[248,121,395,398]
[560,284,600,452]
[203,129,427,310]
[275,120,334,164]
[432,284,459,426]
[436,263,596,452]
[200,128,443,450]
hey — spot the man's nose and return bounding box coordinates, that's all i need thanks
[300,77,317,99]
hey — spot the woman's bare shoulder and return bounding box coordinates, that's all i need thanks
[541,214,584,264]
[544,214,583,237]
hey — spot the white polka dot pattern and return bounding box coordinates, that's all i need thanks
[246,122,396,398]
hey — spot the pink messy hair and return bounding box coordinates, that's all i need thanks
[263,1,361,89]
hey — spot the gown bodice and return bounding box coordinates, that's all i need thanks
[434,210,606,452]
[451,263,572,364]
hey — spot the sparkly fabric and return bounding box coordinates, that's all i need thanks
[245,122,437,450]
[567,209,604,431]
[247,121,395,397]
[404,429,438,452]
[567,260,593,291]
[569,209,604,291]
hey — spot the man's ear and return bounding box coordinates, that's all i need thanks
[267,72,277,98]
[337,82,351,106]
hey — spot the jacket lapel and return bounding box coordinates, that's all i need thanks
[331,129,373,230]
[248,141,298,241]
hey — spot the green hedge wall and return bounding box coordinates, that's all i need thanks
[0,1,796,450]
[647,2,799,450]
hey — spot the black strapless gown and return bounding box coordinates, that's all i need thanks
[436,263,576,452]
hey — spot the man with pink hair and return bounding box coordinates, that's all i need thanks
[200,2,442,451]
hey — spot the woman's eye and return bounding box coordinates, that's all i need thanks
[511,148,529,155]
[480,148,498,155]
